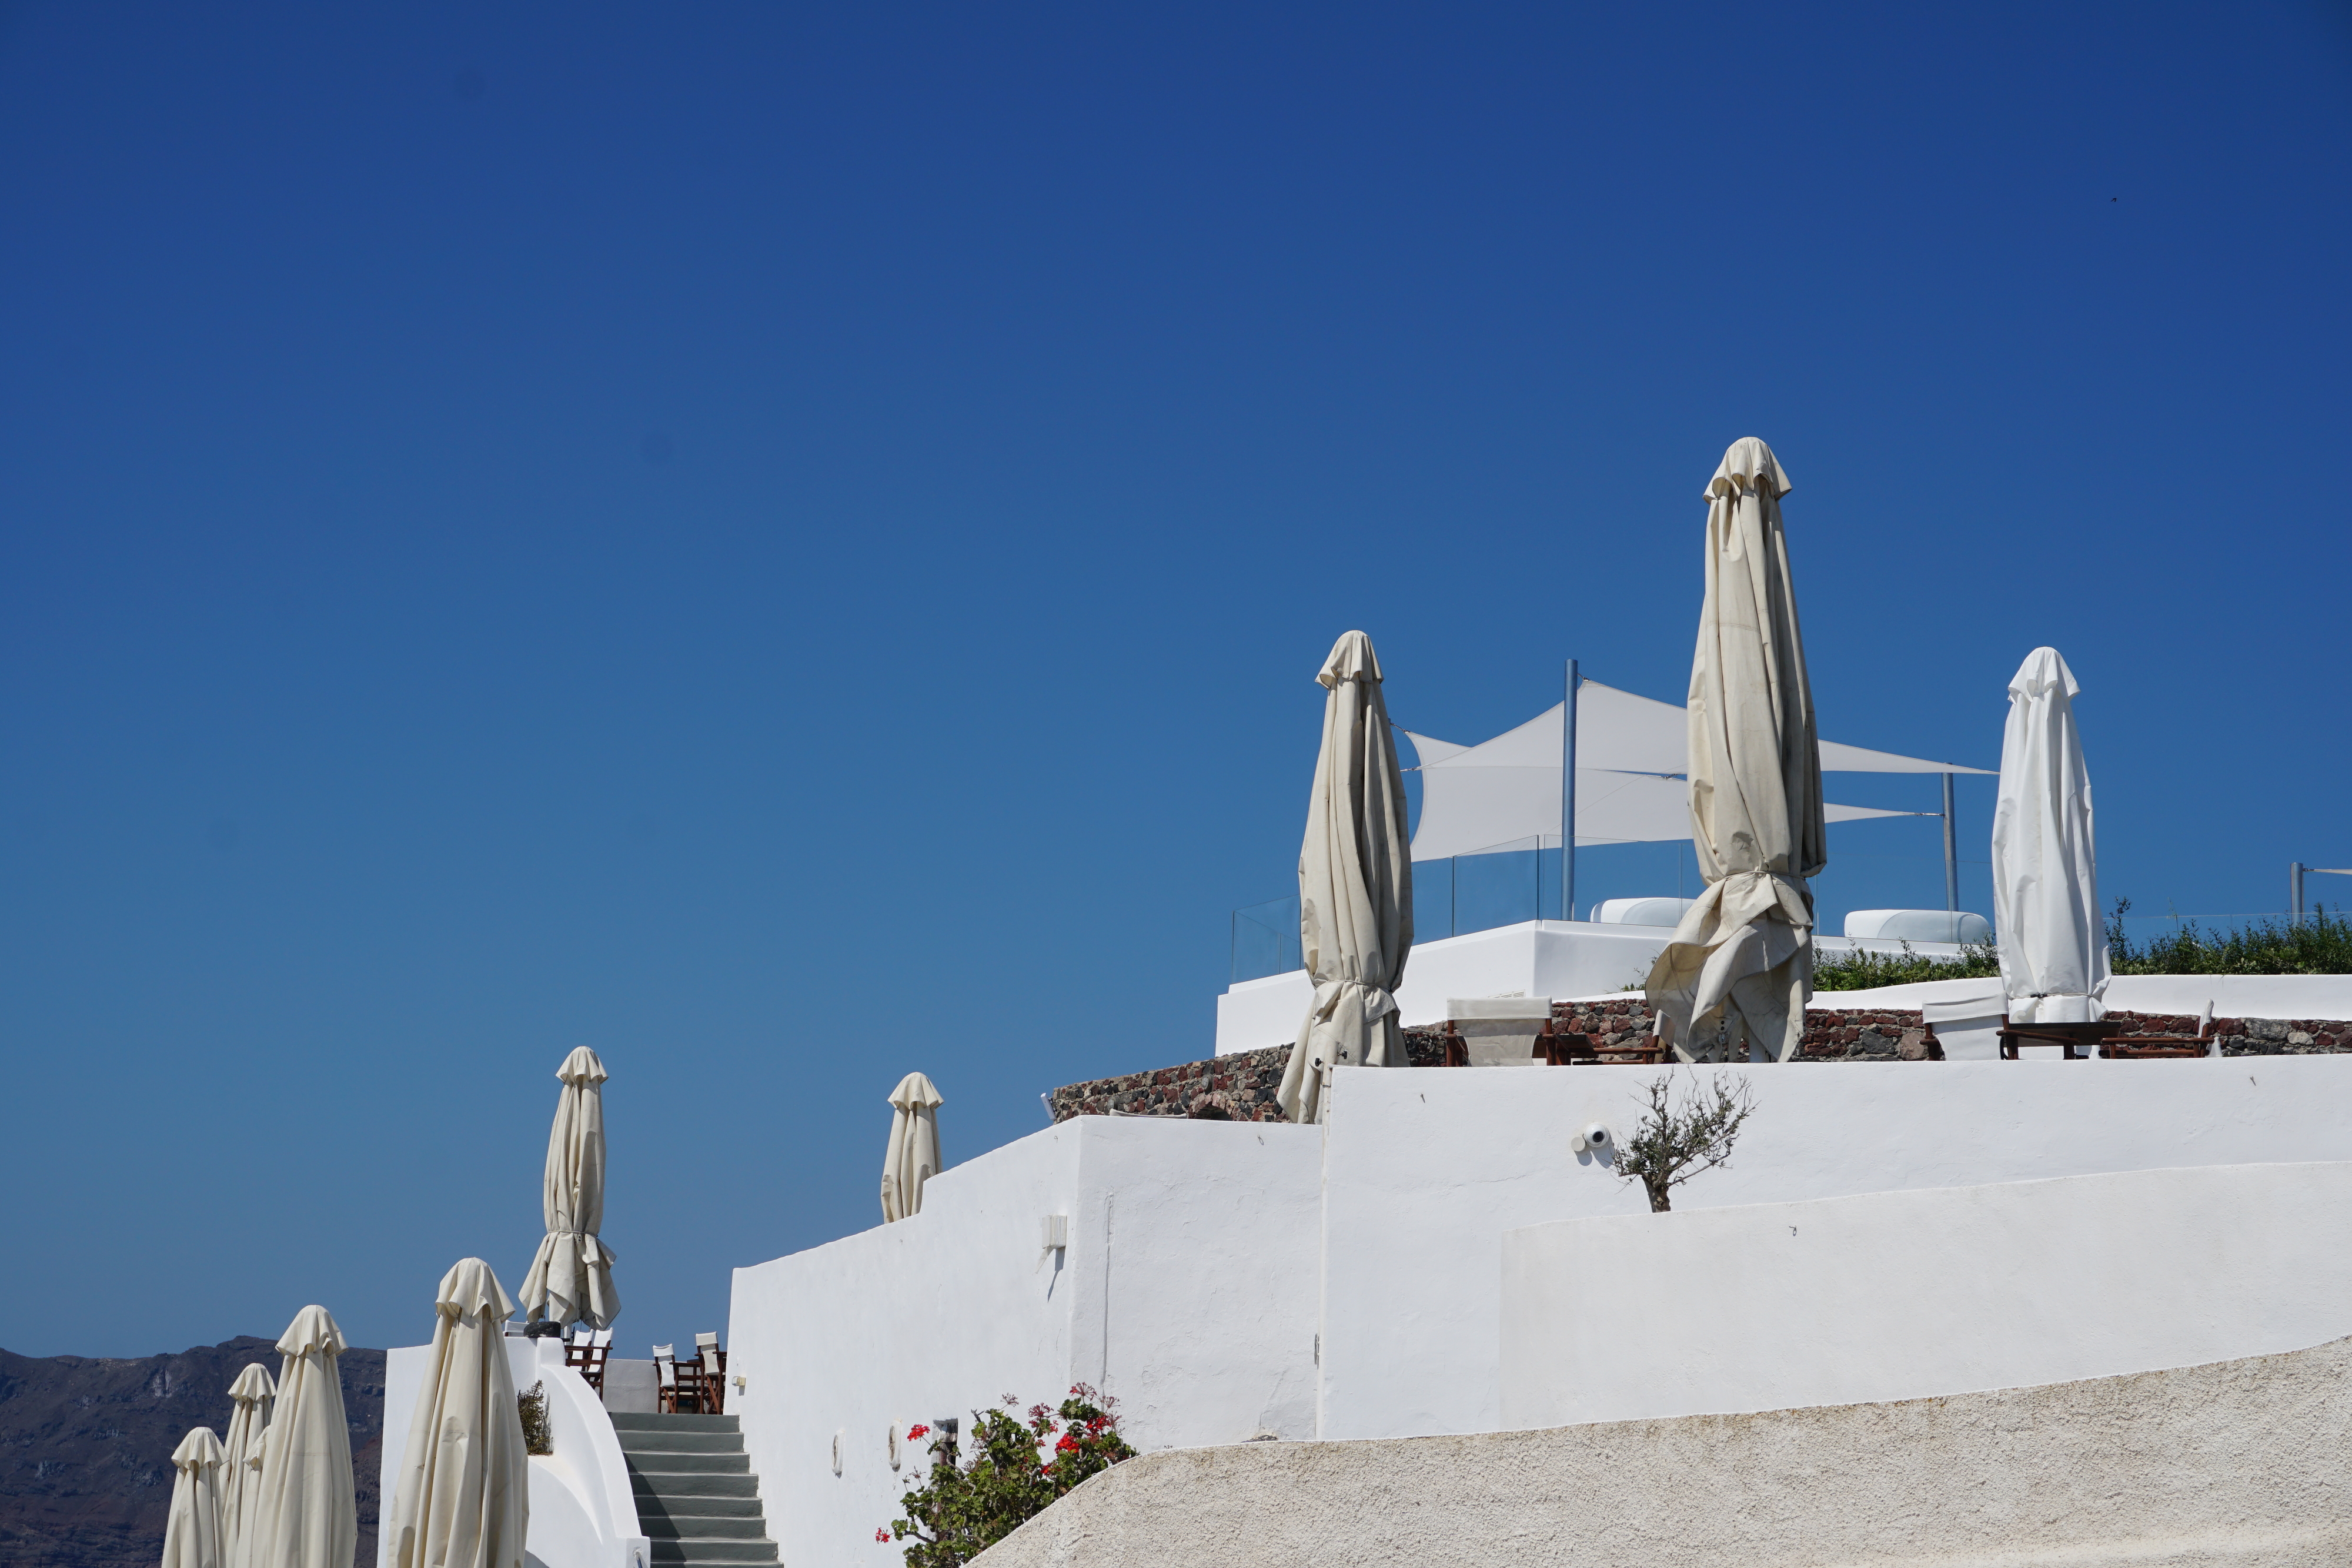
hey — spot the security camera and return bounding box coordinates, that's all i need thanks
[1575,1123,1613,1154]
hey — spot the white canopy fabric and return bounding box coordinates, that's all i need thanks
[242,1305,355,1568]
[1278,631,1415,1124]
[881,1072,944,1222]
[1402,681,1977,861]
[220,1363,275,1564]
[519,1047,619,1330]
[387,1259,528,1568]
[163,1426,229,1568]
[1992,647,2109,1024]
[1643,438,1825,1064]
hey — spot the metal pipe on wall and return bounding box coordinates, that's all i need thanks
[1561,659,1578,922]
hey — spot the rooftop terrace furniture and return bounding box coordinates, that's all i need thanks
[1997,1020,2106,1060]
[563,1326,612,1392]
[1843,909,1993,945]
[1999,1014,2216,1060]
[1592,897,1700,928]
[695,1332,727,1415]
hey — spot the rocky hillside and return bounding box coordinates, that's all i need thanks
[0,1335,386,1568]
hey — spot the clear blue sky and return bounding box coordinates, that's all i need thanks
[3,3,2347,1359]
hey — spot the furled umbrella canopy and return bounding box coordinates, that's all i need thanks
[1992,647,2109,1025]
[880,1072,944,1222]
[162,1426,229,1568]
[386,1259,529,1568]
[1278,630,1414,1124]
[1644,439,1828,1062]
[220,1362,275,1564]
[519,1047,620,1330]
[240,1305,355,1568]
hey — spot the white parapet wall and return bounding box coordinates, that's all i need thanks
[974,1335,2352,1568]
[380,1336,647,1568]
[728,1115,1324,1568]
[1315,1054,2352,1440]
[1501,1161,2352,1430]
[1213,920,1972,1055]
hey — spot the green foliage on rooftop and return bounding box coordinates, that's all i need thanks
[1811,940,2000,991]
[2107,900,2352,976]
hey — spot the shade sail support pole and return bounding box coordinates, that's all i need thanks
[1942,773,1958,914]
[1562,659,1578,922]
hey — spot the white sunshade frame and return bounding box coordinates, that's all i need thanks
[1402,680,1985,861]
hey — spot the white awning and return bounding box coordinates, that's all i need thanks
[1403,680,1979,860]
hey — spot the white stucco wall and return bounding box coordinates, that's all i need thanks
[1215,920,1971,1055]
[1315,1054,2352,1440]
[1501,1161,2352,1429]
[1815,970,2352,1019]
[728,1116,1322,1568]
[380,1337,646,1568]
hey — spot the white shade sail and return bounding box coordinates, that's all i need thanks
[386,1259,529,1568]
[1402,679,1963,861]
[1992,647,2109,1024]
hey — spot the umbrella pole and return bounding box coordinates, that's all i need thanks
[1942,773,1958,915]
[1561,659,1578,921]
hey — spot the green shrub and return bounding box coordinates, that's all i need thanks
[2107,899,2352,975]
[517,1381,552,1456]
[881,1386,1135,1566]
[1811,939,2001,991]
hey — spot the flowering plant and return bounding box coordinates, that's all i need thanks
[878,1385,1134,1566]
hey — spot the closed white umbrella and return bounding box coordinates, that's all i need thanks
[162,1426,229,1568]
[1278,630,1414,1123]
[519,1047,619,1330]
[881,1072,943,1222]
[219,1363,275,1563]
[1992,647,2108,1025]
[240,1305,355,1568]
[1644,439,1827,1063]
[386,1259,529,1568]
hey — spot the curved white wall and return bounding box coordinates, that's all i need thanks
[1501,1161,2352,1429]
[380,1337,647,1568]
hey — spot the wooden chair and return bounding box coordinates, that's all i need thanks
[2100,1015,2216,1058]
[694,1332,726,1415]
[653,1345,691,1416]
[563,1326,611,1393]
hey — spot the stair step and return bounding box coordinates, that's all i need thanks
[635,1493,763,1520]
[618,1429,744,1454]
[626,1452,750,1475]
[642,1515,769,1541]
[647,1541,778,1564]
[633,1470,760,1500]
[611,1412,739,1433]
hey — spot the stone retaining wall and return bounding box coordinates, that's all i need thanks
[1043,1006,2352,1123]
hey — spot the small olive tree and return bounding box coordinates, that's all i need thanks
[1615,1071,1756,1212]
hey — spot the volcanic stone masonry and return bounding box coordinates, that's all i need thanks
[1043,1002,2352,1124]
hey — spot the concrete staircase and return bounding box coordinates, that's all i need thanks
[610,1412,779,1566]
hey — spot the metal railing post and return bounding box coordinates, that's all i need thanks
[1561,659,1578,921]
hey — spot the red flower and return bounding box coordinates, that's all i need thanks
[1054,1433,1078,1453]
[907,1424,930,1440]
[875,1529,891,1542]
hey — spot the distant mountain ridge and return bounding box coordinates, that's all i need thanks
[0,1335,386,1568]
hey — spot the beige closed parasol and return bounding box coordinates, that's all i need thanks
[240,1305,356,1568]
[881,1072,944,1222]
[220,1362,275,1563]
[386,1259,529,1568]
[1644,439,1827,1063]
[519,1047,620,1330]
[162,1426,229,1568]
[1278,630,1414,1124]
